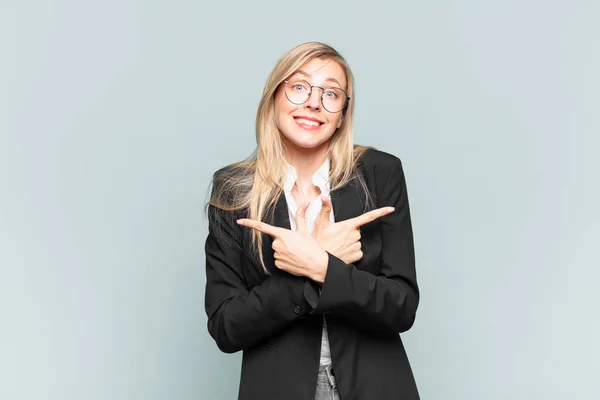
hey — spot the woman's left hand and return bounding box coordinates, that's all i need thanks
[236,203,329,283]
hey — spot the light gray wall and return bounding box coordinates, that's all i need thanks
[1,1,598,399]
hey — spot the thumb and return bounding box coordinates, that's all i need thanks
[313,196,332,236]
[295,202,310,234]
[320,195,332,213]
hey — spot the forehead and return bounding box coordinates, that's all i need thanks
[291,58,347,88]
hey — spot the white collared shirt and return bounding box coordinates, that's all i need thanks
[283,158,334,367]
[283,158,334,233]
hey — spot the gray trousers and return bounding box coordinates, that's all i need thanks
[314,364,340,400]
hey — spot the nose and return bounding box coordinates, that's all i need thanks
[304,88,322,111]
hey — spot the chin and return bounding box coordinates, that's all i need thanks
[285,134,331,150]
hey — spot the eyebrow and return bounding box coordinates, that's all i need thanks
[293,70,344,88]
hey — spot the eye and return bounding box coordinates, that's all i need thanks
[289,80,310,92]
[324,90,338,99]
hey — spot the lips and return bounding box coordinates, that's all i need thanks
[293,116,324,129]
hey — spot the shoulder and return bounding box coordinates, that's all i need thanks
[208,161,253,222]
[210,161,255,198]
[211,162,252,186]
[354,147,409,204]
[357,147,404,176]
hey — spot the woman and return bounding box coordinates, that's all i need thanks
[205,42,420,400]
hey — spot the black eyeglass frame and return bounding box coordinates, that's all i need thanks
[283,79,351,114]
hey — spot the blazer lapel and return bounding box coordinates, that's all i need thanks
[261,193,291,274]
[331,163,367,223]
[330,162,381,272]
[272,192,291,230]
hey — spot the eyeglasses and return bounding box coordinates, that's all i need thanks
[283,79,350,113]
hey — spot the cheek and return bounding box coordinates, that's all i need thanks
[274,108,291,135]
[327,113,343,131]
[274,93,294,124]
[320,118,342,142]
[334,115,343,129]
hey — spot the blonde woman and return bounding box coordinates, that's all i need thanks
[205,42,420,400]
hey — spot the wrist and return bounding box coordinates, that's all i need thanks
[311,250,328,284]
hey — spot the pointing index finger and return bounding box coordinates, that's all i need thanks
[237,218,281,237]
[350,206,395,228]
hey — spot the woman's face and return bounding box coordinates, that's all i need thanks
[274,58,347,153]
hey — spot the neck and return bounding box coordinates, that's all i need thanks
[284,140,330,184]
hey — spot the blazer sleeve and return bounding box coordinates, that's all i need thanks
[204,198,313,354]
[307,156,419,334]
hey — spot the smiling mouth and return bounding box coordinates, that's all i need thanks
[294,117,323,128]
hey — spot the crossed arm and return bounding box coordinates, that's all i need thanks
[204,156,419,353]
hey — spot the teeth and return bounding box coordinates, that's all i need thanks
[296,118,321,127]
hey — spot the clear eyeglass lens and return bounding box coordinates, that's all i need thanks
[285,80,311,104]
[321,88,345,113]
[285,80,347,113]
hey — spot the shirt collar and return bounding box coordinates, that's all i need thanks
[284,158,330,195]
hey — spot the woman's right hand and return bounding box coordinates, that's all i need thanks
[312,197,395,265]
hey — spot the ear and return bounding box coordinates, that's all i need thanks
[336,116,343,129]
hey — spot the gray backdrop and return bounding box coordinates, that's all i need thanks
[2,1,599,399]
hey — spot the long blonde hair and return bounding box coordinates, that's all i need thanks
[208,42,373,272]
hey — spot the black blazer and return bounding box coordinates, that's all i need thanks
[205,148,420,400]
